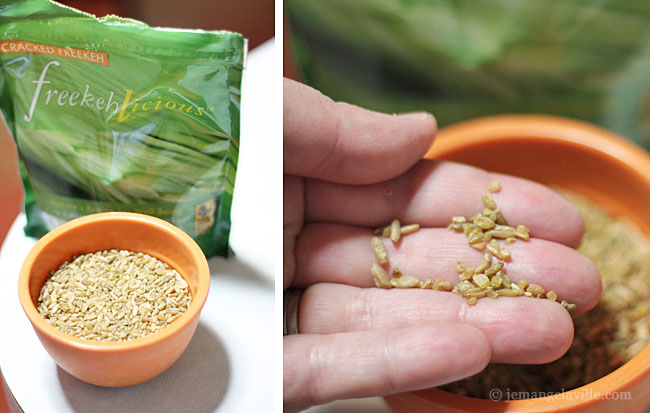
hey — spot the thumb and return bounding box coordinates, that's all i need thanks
[283,78,436,185]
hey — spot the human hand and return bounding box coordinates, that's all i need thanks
[283,78,601,412]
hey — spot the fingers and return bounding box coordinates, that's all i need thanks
[294,224,601,312]
[283,323,490,412]
[284,175,305,289]
[283,78,437,185]
[304,160,584,247]
[299,283,574,364]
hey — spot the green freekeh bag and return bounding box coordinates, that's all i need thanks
[0,0,246,257]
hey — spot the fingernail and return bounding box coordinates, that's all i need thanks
[398,111,435,122]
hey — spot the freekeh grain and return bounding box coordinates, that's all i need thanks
[390,219,401,244]
[368,183,575,315]
[371,263,392,289]
[488,180,501,193]
[37,249,191,342]
[371,236,389,265]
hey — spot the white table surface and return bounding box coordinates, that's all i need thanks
[0,39,276,413]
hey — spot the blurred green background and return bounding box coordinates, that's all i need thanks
[285,0,650,149]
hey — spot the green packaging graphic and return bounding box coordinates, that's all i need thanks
[0,0,246,257]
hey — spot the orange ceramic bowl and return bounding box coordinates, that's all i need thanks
[18,212,210,387]
[385,115,650,412]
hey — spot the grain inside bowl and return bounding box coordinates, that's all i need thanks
[37,249,192,342]
[440,190,650,398]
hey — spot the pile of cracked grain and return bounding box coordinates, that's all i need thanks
[38,249,191,342]
[441,191,650,398]
[370,220,453,290]
[370,180,574,309]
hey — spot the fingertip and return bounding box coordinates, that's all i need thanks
[397,112,438,138]
[505,239,602,312]
[574,255,602,313]
[558,192,585,249]
[410,322,491,385]
[544,189,585,248]
[537,301,575,363]
[449,323,492,378]
[284,81,439,184]
[394,111,437,163]
[326,106,438,185]
[486,298,574,364]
